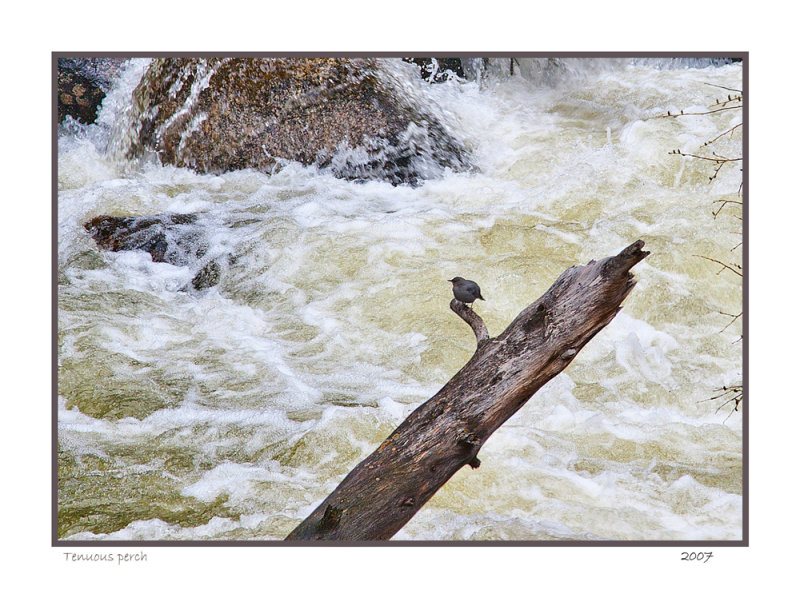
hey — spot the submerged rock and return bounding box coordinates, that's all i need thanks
[58,58,126,124]
[120,57,470,185]
[190,260,222,291]
[84,213,221,290]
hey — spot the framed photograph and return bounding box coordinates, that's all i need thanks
[55,54,745,546]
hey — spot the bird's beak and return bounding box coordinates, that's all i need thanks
[447,279,454,283]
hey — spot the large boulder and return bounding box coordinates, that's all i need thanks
[120,57,470,185]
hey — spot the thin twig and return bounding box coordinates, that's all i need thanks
[658,105,742,118]
[712,198,743,218]
[670,150,742,163]
[694,254,743,277]
[704,122,743,146]
[711,95,743,109]
[670,149,742,183]
[718,311,742,333]
[704,82,742,94]
[697,384,743,422]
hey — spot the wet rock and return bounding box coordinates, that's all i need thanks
[403,58,464,82]
[84,213,203,264]
[121,58,470,185]
[58,58,126,124]
[84,213,221,290]
[190,260,222,290]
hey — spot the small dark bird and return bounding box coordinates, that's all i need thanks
[448,277,485,308]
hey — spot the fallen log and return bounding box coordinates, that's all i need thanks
[286,240,649,541]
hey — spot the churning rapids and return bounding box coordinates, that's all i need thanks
[57,57,743,541]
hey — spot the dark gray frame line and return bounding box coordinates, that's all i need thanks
[51,51,748,548]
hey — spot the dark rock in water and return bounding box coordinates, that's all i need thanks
[403,58,464,82]
[191,260,222,290]
[84,213,203,264]
[58,69,107,125]
[58,58,126,124]
[122,58,470,186]
[58,58,126,91]
[84,213,221,290]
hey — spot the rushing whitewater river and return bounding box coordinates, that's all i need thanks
[57,57,743,541]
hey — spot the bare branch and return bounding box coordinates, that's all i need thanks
[704,82,742,94]
[704,122,743,146]
[658,105,742,119]
[718,311,742,333]
[712,198,743,218]
[669,82,744,422]
[669,149,742,164]
[697,384,743,422]
[693,254,743,277]
[669,148,742,183]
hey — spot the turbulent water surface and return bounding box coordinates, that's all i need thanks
[57,57,743,541]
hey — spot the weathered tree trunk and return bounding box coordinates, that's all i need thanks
[286,240,649,541]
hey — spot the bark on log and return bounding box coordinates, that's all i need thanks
[286,240,650,541]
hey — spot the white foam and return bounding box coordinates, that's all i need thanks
[182,462,289,503]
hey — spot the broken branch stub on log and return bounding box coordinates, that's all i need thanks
[286,240,650,541]
[449,298,489,346]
